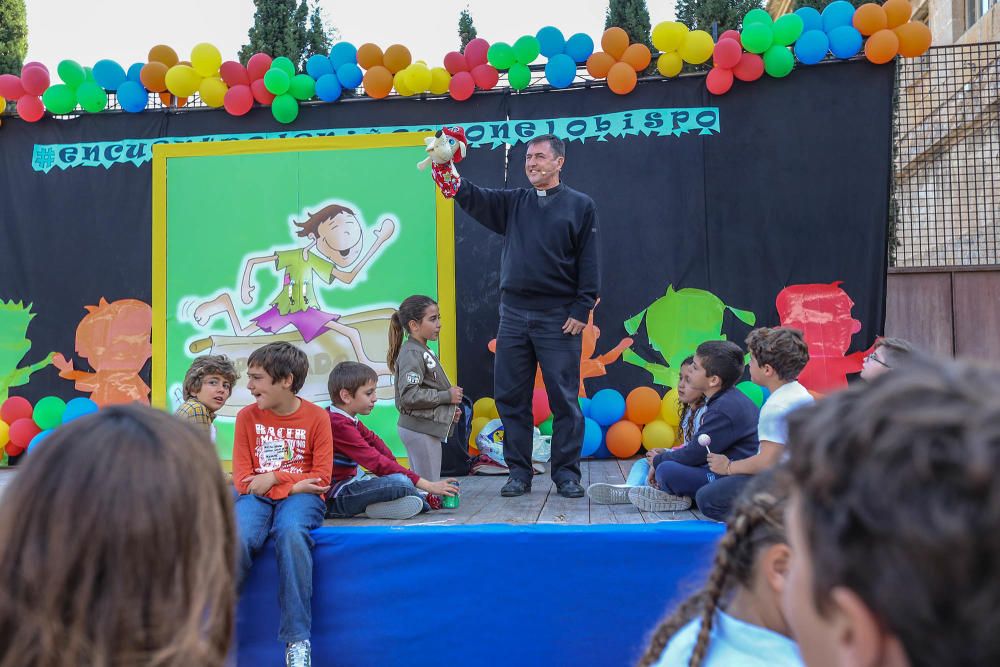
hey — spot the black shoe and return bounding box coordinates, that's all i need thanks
[501,478,531,497]
[557,480,585,498]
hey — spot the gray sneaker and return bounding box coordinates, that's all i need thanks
[285,639,311,667]
[365,495,423,520]
[586,483,634,505]
[627,486,692,512]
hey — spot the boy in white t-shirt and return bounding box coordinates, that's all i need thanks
[701,327,814,520]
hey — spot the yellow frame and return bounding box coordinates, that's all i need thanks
[151,133,457,408]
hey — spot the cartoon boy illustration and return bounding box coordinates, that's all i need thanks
[193,203,396,373]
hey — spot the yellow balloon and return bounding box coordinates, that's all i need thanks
[393,70,413,96]
[0,96,6,115]
[679,30,715,64]
[0,419,9,448]
[473,397,499,421]
[660,388,682,427]
[191,42,222,77]
[429,67,451,94]
[199,76,228,108]
[642,420,677,450]
[165,65,201,98]
[406,63,432,92]
[652,21,690,53]
[657,52,684,77]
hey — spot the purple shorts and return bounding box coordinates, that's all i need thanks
[252,306,340,343]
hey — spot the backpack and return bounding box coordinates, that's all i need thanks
[440,396,475,477]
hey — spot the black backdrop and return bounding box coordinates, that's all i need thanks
[0,60,892,403]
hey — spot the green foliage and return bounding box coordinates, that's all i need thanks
[605,0,653,50]
[458,7,477,53]
[675,0,764,34]
[239,0,336,69]
[0,0,28,75]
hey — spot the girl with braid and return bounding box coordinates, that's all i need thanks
[637,468,803,667]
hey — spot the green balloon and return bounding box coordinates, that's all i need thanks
[77,82,108,112]
[743,8,774,27]
[736,382,765,409]
[289,73,315,100]
[763,45,794,78]
[271,56,296,77]
[487,42,516,70]
[513,35,540,64]
[57,59,86,88]
[508,62,531,90]
[43,84,78,114]
[772,14,804,46]
[33,396,66,431]
[263,68,291,95]
[271,93,299,124]
[741,23,774,54]
[84,66,95,82]
[539,416,554,436]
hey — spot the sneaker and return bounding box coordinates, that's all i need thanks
[285,639,311,667]
[556,480,585,498]
[471,454,509,475]
[500,477,531,497]
[586,483,634,505]
[627,486,693,512]
[365,495,423,520]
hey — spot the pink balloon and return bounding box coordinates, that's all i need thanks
[22,61,49,74]
[250,78,275,105]
[471,63,498,90]
[16,95,45,122]
[246,53,273,82]
[449,71,475,101]
[713,38,742,70]
[224,84,254,116]
[464,38,489,68]
[733,53,764,82]
[220,61,250,87]
[0,74,25,100]
[719,30,742,45]
[20,65,50,96]
[443,51,469,74]
[706,67,734,95]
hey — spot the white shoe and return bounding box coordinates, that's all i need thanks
[365,495,423,520]
[627,486,692,512]
[285,639,311,667]
[586,483,634,505]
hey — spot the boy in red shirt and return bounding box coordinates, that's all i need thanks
[233,342,332,667]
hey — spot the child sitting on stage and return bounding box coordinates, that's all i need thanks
[175,354,238,441]
[859,336,914,381]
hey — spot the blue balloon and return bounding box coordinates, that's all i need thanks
[116,80,148,112]
[590,388,626,427]
[581,417,602,457]
[544,53,576,89]
[828,25,862,58]
[93,59,127,91]
[27,429,53,454]
[315,73,342,102]
[336,63,363,88]
[565,33,595,63]
[794,30,830,65]
[329,42,358,70]
[579,397,592,418]
[536,26,566,58]
[306,54,333,79]
[62,396,100,423]
[126,62,144,83]
[794,6,823,32]
[761,386,771,405]
[822,0,856,33]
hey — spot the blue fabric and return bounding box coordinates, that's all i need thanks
[657,461,715,496]
[325,473,425,518]
[237,522,723,666]
[655,610,804,667]
[626,457,651,487]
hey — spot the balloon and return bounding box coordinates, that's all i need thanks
[27,429,52,454]
[356,43,384,69]
[606,421,643,458]
[223,84,254,114]
[822,0,857,32]
[165,65,201,97]
[582,417,603,457]
[719,29,742,43]
[795,30,830,65]
[532,388,551,426]
[657,52,683,77]
[329,41,358,69]
[828,25,863,58]
[443,51,469,74]
[306,53,333,79]
[601,27,630,59]
[315,73,342,101]
[586,52,616,78]
[626,387,662,425]
[429,67,451,94]
[288,73,316,100]
[191,43,222,77]
[471,63,498,90]
[536,26,566,57]
[713,38,742,69]
[642,420,677,450]
[744,8,774,26]
[487,42,516,70]
[621,43,652,71]
[246,53,273,81]
[271,93,298,123]
[140,62,168,91]
[853,3,889,35]
[42,84,76,114]
[741,22,774,54]
[652,21,689,52]
[128,86,151,110]
[148,44,179,67]
[660,389,682,427]
[393,70,413,96]
[336,63,363,88]
[0,97,5,114]
[0,420,7,448]
[565,32,595,63]
[126,61,144,83]
[865,28,899,63]
[20,64,50,95]
[84,66,95,83]
[220,61,250,87]
[250,78,275,105]
[199,76,228,107]
[507,62,531,90]
[449,70,475,100]
[8,417,40,448]
[773,13,805,46]
[0,73,25,99]
[764,45,795,77]
[607,61,637,94]
[794,6,824,32]
[579,396,592,418]
[736,381,766,408]
[883,0,913,27]
[263,68,291,95]
[544,53,576,88]
[513,35,540,64]
[383,44,411,73]
[1,396,32,424]
[469,416,489,450]
[895,21,931,57]
[62,397,98,424]
[539,416,554,436]
[17,94,44,121]
[406,63,432,91]
[271,56,296,78]
[76,81,107,112]
[590,388,626,426]
[679,30,715,64]
[473,397,499,421]
[159,91,187,107]
[32,396,66,431]
[706,67,734,95]
[58,59,86,88]
[733,52,765,81]
[465,38,490,68]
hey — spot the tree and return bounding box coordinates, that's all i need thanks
[303,4,335,63]
[675,0,763,35]
[458,7,477,53]
[0,0,28,75]
[239,0,335,68]
[605,0,653,51]
[292,0,310,63]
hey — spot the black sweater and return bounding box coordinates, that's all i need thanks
[455,180,601,323]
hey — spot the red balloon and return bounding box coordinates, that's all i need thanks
[5,441,25,457]
[443,51,469,74]
[250,78,275,105]
[706,67,734,95]
[713,38,742,70]
[449,71,475,101]
[532,388,552,426]
[22,61,48,74]
[471,63,499,90]
[464,38,490,68]
[8,418,40,448]
[224,84,254,116]
[732,53,765,82]
[0,73,25,100]
[20,65,50,96]
[220,60,250,87]
[246,53,273,82]
[15,96,44,122]
[1,396,32,424]
[719,29,742,44]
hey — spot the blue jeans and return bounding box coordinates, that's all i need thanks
[695,475,752,522]
[325,473,428,518]
[235,492,326,643]
[655,461,715,497]
[626,458,651,487]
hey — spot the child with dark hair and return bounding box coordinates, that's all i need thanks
[637,468,803,667]
[175,354,238,440]
[326,361,458,521]
[783,357,1000,667]
[629,341,759,513]
[859,336,914,381]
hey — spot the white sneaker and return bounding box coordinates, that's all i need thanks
[365,495,423,520]
[586,483,634,505]
[285,639,311,667]
[627,486,692,512]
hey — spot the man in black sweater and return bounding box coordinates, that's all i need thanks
[443,134,600,498]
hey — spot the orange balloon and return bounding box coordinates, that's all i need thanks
[363,65,393,98]
[586,51,616,79]
[894,21,931,57]
[140,62,168,92]
[882,0,912,28]
[148,44,178,67]
[865,28,900,64]
[601,27,630,59]
[606,421,643,458]
[626,387,662,425]
[853,3,889,36]
[383,44,412,74]
[621,43,652,72]
[607,61,637,94]
[158,92,187,107]
[356,43,384,70]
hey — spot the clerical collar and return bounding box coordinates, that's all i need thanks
[535,183,563,197]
